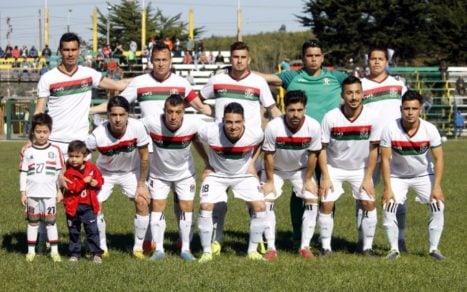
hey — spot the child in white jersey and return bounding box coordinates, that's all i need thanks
[19,113,65,262]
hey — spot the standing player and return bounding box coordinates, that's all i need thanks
[261,90,321,260]
[380,90,445,261]
[361,47,408,252]
[141,94,208,262]
[256,39,347,242]
[197,103,267,262]
[200,41,282,253]
[86,96,151,259]
[19,113,64,262]
[91,41,211,117]
[318,76,381,255]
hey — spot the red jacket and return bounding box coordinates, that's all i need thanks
[63,161,104,216]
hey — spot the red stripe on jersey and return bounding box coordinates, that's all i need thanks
[331,125,372,133]
[49,77,93,90]
[213,84,261,95]
[210,145,256,153]
[392,140,430,148]
[150,133,195,142]
[276,137,312,143]
[363,85,403,96]
[97,138,138,152]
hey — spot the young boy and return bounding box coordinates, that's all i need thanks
[63,140,104,263]
[19,113,64,262]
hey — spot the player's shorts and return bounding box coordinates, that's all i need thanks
[390,174,434,204]
[200,174,264,204]
[148,175,196,201]
[260,169,318,201]
[98,171,139,202]
[26,197,57,224]
[50,140,91,161]
[320,165,374,202]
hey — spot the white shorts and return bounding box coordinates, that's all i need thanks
[200,174,264,204]
[321,165,373,202]
[260,169,318,201]
[26,197,57,224]
[98,171,139,202]
[148,176,196,201]
[390,175,434,204]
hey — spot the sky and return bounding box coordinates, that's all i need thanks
[0,0,309,50]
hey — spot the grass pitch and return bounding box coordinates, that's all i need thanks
[0,140,466,291]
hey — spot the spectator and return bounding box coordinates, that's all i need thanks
[5,45,12,57]
[113,43,125,64]
[21,45,29,57]
[42,44,52,58]
[454,110,465,138]
[163,37,173,50]
[183,50,193,64]
[214,51,224,64]
[422,92,433,113]
[103,44,112,58]
[280,59,290,71]
[29,46,39,58]
[39,62,49,76]
[0,46,5,57]
[173,38,182,57]
[12,46,21,59]
[186,39,194,53]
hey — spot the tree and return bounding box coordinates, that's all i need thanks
[96,0,203,50]
[297,0,465,66]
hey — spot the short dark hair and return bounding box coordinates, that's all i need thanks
[67,140,89,155]
[151,41,171,59]
[223,102,244,118]
[164,94,185,109]
[284,90,307,107]
[230,41,249,53]
[341,76,362,93]
[302,39,321,56]
[30,113,53,141]
[368,46,388,60]
[107,96,130,113]
[402,90,423,105]
[59,32,80,49]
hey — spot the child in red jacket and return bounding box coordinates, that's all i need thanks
[63,140,104,263]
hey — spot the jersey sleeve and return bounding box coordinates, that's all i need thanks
[427,122,442,148]
[369,113,382,143]
[86,132,98,151]
[183,80,197,103]
[379,125,392,148]
[200,77,215,100]
[330,70,348,84]
[197,122,211,144]
[37,75,50,98]
[309,119,322,151]
[135,120,151,147]
[262,122,277,152]
[276,70,298,89]
[320,114,332,144]
[120,79,138,103]
[257,78,275,108]
[91,68,104,87]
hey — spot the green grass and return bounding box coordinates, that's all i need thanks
[1,140,466,291]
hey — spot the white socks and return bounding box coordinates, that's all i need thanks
[179,211,193,252]
[97,212,107,252]
[264,202,276,250]
[318,212,333,251]
[248,211,267,254]
[383,202,399,252]
[198,210,213,253]
[150,212,166,252]
[428,201,444,252]
[134,214,150,252]
[301,203,318,249]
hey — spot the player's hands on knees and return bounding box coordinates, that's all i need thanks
[303,178,318,195]
[381,189,394,206]
[319,177,333,200]
[430,185,445,202]
[261,181,276,196]
[20,192,27,206]
[135,184,150,204]
[360,178,375,199]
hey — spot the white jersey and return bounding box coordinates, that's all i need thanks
[19,143,64,198]
[380,118,441,178]
[200,71,275,128]
[37,66,102,142]
[120,72,197,117]
[262,116,321,172]
[362,75,407,130]
[321,106,381,170]
[142,114,204,181]
[86,118,150,173]
[198,123,263,177]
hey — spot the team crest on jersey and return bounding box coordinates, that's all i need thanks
[389,87,399,97]
[48,152,55,159]
[244,88,254,98]
[170,88,180,95]
[80,80,90,90]
[323,78,330,85]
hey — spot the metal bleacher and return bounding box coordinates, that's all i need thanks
[391,66,467,136]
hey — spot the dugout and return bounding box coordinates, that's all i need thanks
[3,96,35,140]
